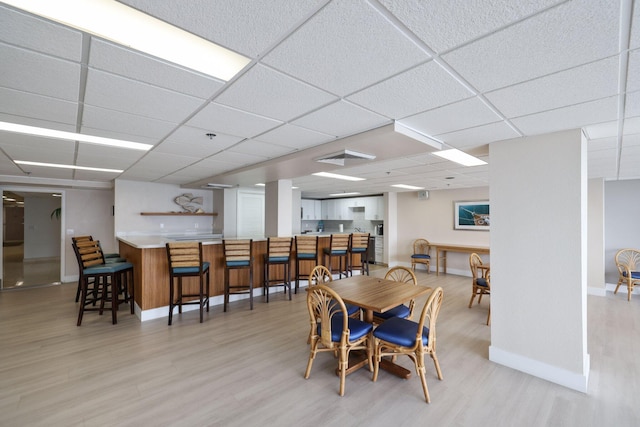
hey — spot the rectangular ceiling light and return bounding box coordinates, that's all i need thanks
[0,121,152,151]
[432,149,487,166]
[394,122,442,151]
[329,192,360,197]
[15,160,123,173]
[391,184,424,190]
[312,172,365,181]
[206,183,233,189]
[4,0,251,81]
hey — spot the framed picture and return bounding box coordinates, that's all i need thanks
[454,201,490,230]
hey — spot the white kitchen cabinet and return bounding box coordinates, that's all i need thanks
[301,199,322,220]
[364,196,384,220]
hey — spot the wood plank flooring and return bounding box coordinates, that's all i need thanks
[0,268,638,426]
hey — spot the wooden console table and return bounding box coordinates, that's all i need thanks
[432,243,490,276]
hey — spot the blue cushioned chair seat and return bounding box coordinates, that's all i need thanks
[373,316,429,347]
[297,253,316,259]
[172,261,210,275]
[267,256,289,263]
[345,303,360,317]
[622,271,640,279]
[105,256,127,263]
[83,261,133,274]
[227,260,250,267]
[476,277,489,287]
[323,249,347,255]
[411,254,431,259]
[351,248,367,253]
[317,315,373,342]
[104,253,121,258]
[373,304,410,320]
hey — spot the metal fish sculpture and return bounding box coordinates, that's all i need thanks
[174,193,204,213]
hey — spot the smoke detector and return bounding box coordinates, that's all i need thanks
[315,149,376,166]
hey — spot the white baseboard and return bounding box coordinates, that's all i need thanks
[489,345,589,393]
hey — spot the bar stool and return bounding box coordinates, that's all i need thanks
[348,232,370,276]
[323,234,350,279]
[223,239,254,311]
[263,237,293,302]
[72,239,134,326]
[294,235,318,293]
[166,241,210,325]
[72,235,126,302]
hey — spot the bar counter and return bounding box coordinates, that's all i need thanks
[118,234,334,320]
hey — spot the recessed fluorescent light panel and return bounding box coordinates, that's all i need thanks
[15,160,123,173]
[391,184,424,190]
[329,192,360,197]
[432,149,487,166]
[206,183,233,189]
[0,121,152,151]
[393,122,442,151]
[4,0,250,81]
[312,172,365,181]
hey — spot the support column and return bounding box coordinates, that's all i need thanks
[265,180,292,237]
[489,129,589,392]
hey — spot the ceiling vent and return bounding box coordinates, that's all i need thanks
[315,149,376,166]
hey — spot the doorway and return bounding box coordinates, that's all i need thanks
[2,190,62,290]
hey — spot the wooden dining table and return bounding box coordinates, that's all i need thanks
[323,275,432,378]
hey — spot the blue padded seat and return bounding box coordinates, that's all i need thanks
[227,260,250,267]
[172,262,210,275]
[345,303,361,317]
[622,271,640,279]
[297,252,316,259]
[84,261,133,275]
[373,304,411,321]
[267,256,290,263]
[318,315,373,342]
[411,254,431,259]
[324,249,347,255]
[373,316,430,347]
[351,247,367,253]
[476,277,489,287]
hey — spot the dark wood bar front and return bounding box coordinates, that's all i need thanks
[118,236,334,313]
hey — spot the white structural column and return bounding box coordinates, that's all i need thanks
[265,180,292,237]
[489,129,589,392]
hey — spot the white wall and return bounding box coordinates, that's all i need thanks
[489,129,588,392]
[23,194,60,259]
[588,178,605,294]
[604,179,640,284]
[396,187,490,274]
[114,179,216,235]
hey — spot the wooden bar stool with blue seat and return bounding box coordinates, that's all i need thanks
[323,234,350,279]
[294,235,318,293]
[263,237,293,302]
[166,241,210,325]
[72,235,126,302]
[72,239,134,326]
[347,232,370,276]
[223,239,254,311]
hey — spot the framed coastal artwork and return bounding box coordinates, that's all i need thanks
[454,201,490,231]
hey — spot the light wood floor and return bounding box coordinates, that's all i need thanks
[0,268,638,426]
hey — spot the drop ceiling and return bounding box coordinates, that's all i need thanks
[0,0,638,198]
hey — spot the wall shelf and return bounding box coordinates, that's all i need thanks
[140,212,217,216]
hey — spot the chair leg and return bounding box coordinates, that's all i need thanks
[224,269,229,312]
[338,346,347,396]
[415,355,430,403]
[249,268,254,310]
[468,291,476,308]
[77,278,89,326]
[431,350,443,380]
[486,307,491,325]
[168,276,174,325]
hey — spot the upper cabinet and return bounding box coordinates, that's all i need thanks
[301,199,322,220]
[319,196,384,220]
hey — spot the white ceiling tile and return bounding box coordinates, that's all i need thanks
[89,40,225,98]
[229,140,296,158]
[155,127,242,157]
[0,88,77,125]
[84,69,204,122]
[347,61,474,119]
[511,96,619,135]
[215,65,337,121]
[630,1,640,49]
[263,0,430,96]
[120,0,327,58]
[587,136,618,152]
[0,5,82,61]
[187,102,282,138]
[584,120,618,139]
[378,0,563,53]
[15,166,74,180]
[435,121,520,150]
[624,116,640,135]
[443,0,620,92]
[291,101,390,137]
[627,49,640,92]
[0,44,80,101]
[208,151,268,166]
[254,124,333,149]
[72,170,123,181]
[486,57,620,118]
[133,152,200,170]
[625,90,640,118]
[76,145,146,170]
[191,158,244,174]
[400,97,501,136]
[82,105,176,140]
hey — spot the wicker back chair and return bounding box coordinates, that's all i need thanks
[411,238,431,273]
[371,266,418,324]
[614,249,640,301]
[372,287,444,403]
[309,265,332,286]
[469,252,490,325]
[304,284,373,396]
